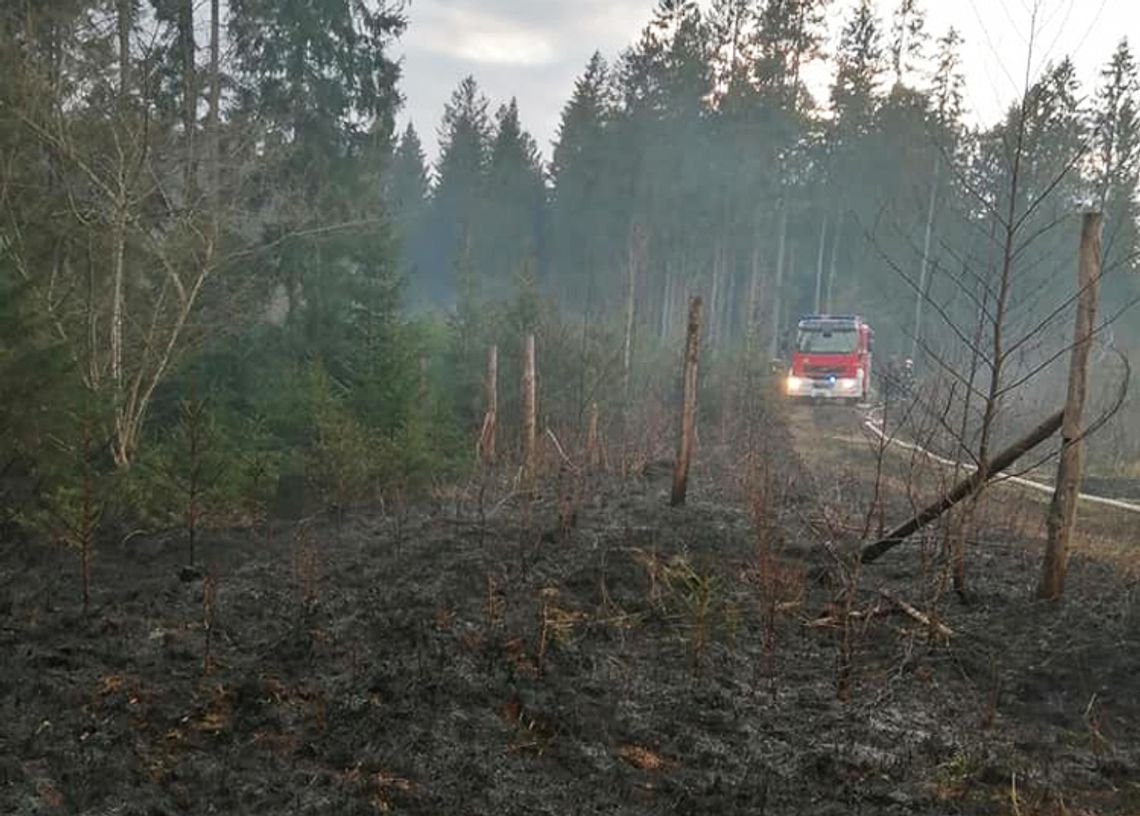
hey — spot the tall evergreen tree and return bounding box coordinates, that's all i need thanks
[431,75,492,305]
[481,98,546,300]
[889,0,927,88]
[229,0,406,349]
[930,27,966,126]
[387,123,430,216]
[1091,40,1140,315]
[386,123,432,303]
[550,52,616,308]
[751,0,827,109]
[832,0,886,134]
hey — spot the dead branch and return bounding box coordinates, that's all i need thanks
[879,589,954,639]
[861,409,1063,564]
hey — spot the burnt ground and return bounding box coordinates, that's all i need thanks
[1,405,1139,815]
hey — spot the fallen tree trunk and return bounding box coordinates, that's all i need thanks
[861,409,1064,564]
[880,590,954,639]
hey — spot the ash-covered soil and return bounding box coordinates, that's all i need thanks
[2,411,1138,815]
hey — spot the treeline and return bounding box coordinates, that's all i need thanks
[2,0,1139,544]
[395,0,1139,364]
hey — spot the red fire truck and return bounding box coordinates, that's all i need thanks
[783,314,873,404]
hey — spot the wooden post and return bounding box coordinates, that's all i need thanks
[522,334,536,485]
[672,297,703,507]
[1039,212,1101,601]
[479,345,498,465]
[586,401,599,470]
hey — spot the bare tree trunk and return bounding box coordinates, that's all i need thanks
[623,225,641,400]
[1039,212,1102,601]
[747,228,762,347]
[814,213,828,313]
[950,266,991,592]
[110,0,132,408]
[976,48,1034,484]
[117,0,131,106]
[480,345,498,465]
[110,203,127,395]
[767,205,788,362]
[522,333,536,487]
[825,212,842,312]
[180,0,197,200]
[672,297,703,507]
[722,261,736,348]
[862,408,1063,564]
[207,0,221,207]
[912,154,940,360]
[709,243,722,350]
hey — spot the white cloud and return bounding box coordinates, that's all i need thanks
[397,0,1138,163]
[446,29,557,66]
[412,5,559,66]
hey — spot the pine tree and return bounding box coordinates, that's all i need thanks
[930,27,966,127]
[386,123,432,302]
[481,98,546,300]
[832,0,885,134]
[1091,40,1140,294]
[387,123,430,217]
[229,0,404,149]
[431,75,491,304]
[228,0,407,408]
[889,0,927,89]
[752,0,828,110]
[550,52,614,308]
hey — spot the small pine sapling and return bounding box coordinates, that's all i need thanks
[177,394,216,566]
[38,418,104,616]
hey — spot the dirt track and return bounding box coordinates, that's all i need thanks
[2,403,1138,814]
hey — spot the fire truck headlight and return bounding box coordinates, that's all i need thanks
[838,377,858,391]
[786,375,803,394]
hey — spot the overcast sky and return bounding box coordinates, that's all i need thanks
[395,0,1138,164]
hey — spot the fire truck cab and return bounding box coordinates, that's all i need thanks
[784,314,873,404]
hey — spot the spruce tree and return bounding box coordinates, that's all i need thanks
[386,123,432,303]
[889,0,927,89]
[550,52,614,308]
[482,98,546,300]
[229,0,406,355]
[1091,40,1140,301]
[431,75,492,305]
[832,0,886,135]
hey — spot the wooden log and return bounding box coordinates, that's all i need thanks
[671,297,703,507]
[860,409,1064,564]
[522,334,536,485]
[1040,212,1101,601]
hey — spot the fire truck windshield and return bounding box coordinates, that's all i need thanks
[796,326,858,354]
